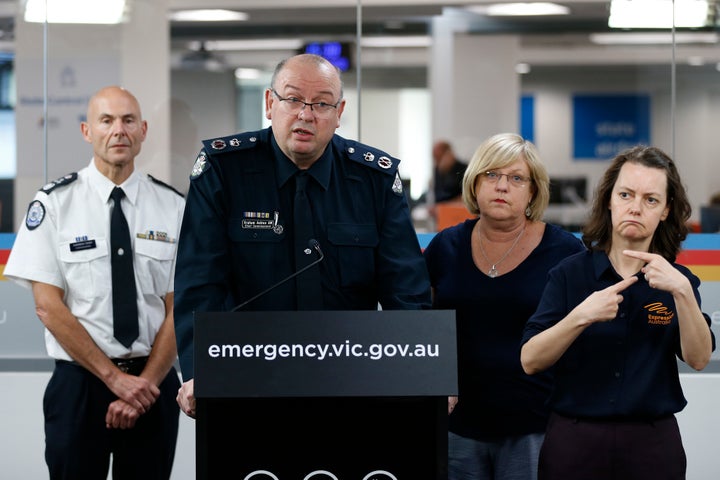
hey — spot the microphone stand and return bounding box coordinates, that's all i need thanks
[232,239,324,311]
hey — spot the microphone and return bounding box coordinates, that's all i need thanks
[232,239,324,311]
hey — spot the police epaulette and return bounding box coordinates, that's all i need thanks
[148,174,185,198]
[344,141,398,176]
[39,173,78,194]
[201,132,260,155]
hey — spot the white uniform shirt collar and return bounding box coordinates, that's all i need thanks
[87,158,141,205]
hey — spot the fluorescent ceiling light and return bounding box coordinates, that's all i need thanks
[204,36,431,52]
[467,2,570,16]
[169,9,248,22]
[235,68,261,80]
[590,32,719,44]
[609,0,710,29]
[24,0,127,24]
[202,39,304,51]
[359,36,431,48]
[515,63,531,74]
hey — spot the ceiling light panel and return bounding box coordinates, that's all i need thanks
[467,2,570,16]
[169,9,248,22]
[609,0,711,29]
[24,0,127,24]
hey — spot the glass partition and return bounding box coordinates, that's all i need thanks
[1,3,720,479]
[6,1,720,231]
[2,9,717,289]
[3,0,719,360]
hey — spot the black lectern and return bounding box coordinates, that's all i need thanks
[194,309,457,480]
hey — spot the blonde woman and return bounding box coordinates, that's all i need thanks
[424,133,584,480]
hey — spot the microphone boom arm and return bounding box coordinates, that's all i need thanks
[232,239,324,311]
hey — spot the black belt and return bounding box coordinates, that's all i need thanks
[111,356,149,375]
[56,356,149,376]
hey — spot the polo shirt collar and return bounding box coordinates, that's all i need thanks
[592,249,618,280]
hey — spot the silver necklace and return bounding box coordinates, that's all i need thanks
[477,224,526,278]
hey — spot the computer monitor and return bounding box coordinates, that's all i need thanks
[299,41,353,72]
[700,206,720,233]
[549,177,587,205]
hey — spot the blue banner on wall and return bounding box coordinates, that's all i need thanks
[573,94,650,160]
[520,95,534,143]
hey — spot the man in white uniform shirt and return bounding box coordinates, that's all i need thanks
[4,86,185,479]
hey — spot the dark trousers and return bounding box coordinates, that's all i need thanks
[44,361,180,480]
[538,412,686,480]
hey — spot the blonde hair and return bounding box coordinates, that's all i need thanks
[461,133,550,221]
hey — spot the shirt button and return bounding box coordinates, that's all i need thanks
[614,371,621,378]
[609,399,616,404]
[620,312,626,318]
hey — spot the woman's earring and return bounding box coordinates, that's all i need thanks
[525,205,532,217]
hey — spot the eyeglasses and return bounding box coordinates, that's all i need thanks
[482,171,531,187]
[271,89,340,117]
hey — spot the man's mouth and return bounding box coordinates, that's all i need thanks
[293,127,313,136]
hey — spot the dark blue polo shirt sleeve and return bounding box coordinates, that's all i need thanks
[521,269,566,346]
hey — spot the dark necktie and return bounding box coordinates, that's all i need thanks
[110,187,139,348]
[293,172,323,310]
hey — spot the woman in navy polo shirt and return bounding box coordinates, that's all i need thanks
[521,145,715,480]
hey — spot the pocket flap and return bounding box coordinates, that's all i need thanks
[328,223,378,247]
[59,238,108,263]
[135,238,176,260]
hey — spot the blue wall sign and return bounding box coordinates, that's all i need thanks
[520,95,534,143]
[573,94,650,160]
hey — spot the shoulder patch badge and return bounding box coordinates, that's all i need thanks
[190,151,210,180]
[392,172,404,196]
[25,200,45,230]
[39,173,78,194]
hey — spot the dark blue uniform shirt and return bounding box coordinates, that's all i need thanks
[174,127,431,379]
[522,249,715,420]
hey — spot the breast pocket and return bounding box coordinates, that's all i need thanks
[58,238,110,299]
[328,223,378,288]
[229,218,285,244]
[135,239,177,295]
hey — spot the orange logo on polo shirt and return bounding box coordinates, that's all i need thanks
[644,302,675,325]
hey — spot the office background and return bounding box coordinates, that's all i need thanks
[1,1,720,478]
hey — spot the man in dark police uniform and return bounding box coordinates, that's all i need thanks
[174,53,431,417]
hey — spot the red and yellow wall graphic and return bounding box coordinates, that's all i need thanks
[0,233,10,280]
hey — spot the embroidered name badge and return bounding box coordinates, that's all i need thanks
[136,230,176,243]
[70,238,97,252]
